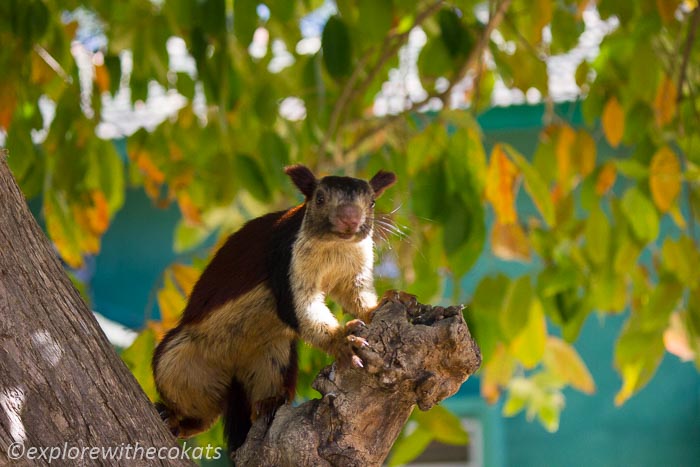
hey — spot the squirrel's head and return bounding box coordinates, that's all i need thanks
[285,164,396,242]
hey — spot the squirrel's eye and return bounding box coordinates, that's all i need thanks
[316,192,325,205]
[370,199,376,208]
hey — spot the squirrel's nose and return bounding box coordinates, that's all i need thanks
[336,204,363,232]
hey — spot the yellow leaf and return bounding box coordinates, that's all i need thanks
[157,277,186,330]
[649,146,681,212]
[480,344,517,404]
[491,221,531,262]
[653,75,678,127]
[94,63,110,94]
[602,96,624,148]
[595,162,617,195]
[543,337,596,395]
[485,144,519,225]
[573,129,596,177]
[615,362,643,406]
[170,263,201,297]
[555,125,576,191]
[45,195,84,268]
[510,298,547,369]
[669,204,686,229]
[656,0,681,23]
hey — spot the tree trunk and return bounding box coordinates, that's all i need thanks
[0,160,190,466]
[234,291,482,466]
[0,158,482,466]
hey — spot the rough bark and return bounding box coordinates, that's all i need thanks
[0,158,482,467]
[234,291,482,466]
[0,160,190,466]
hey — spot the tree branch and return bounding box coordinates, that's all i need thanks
[677,5,700,104]
[0,160,188,466]
[234,291,482,466]
[319,0,445,161]
[343,0,513,158]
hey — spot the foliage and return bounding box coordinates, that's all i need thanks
[3,0,700,463]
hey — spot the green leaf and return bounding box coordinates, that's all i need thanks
[388,427,433,466]
[174,219,211,253]
[584,203,609,266]
[510,297,547,369]
[86,140,125,214]
[414,405,469,445]
[176,72,195,100]
[442,194,485,278]
[500,276,533,341]
[417,38,452,89]
[121,328,158,401]
[406,123,446,175]
[615,158,649,180]
[550,6,584,55]
[358,0,393,44]
[234,0,258,45]
[502,144,555,226]
[322,16,353,79]
[411,161,447,221]
[468,275,509,361]
[662,235,700,288]
[438,8,473,59]
[259,131,290,185]
[234,154,271,202]
[621,187,659,243]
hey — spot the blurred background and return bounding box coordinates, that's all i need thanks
[2,0,699,465]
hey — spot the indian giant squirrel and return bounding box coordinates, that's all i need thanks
[152,164,397,451]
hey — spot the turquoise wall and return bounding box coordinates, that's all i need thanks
[77,103,699,466]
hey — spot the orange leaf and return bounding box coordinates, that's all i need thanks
[0,80,17,129]
[177,192,202,225]
[485,144,519,225]
[86,190,110,234]
[170,263,201,297]
[602,96,624,148]
[595,162,617,195]
[132,150,166,184]
[656,0,681,23]
[653,75,677,127]
[649,146,681,212]
[573,129,596,177]
[491,221,531,262]
[31,51,54,85]
[94,63,110,94]
[555,125,576,191]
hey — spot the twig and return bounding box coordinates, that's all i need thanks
[343,0,513,157]
[319,0,445,160]
[677,6,700,104]
[33,45,72,83]
[436,0,513,106]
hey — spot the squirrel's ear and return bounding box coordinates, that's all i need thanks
[285,164,317,199]
[369,170,397,198]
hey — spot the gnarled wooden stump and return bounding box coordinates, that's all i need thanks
[235,291,482,466]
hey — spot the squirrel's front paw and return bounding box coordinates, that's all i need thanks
[334,320,370,368]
